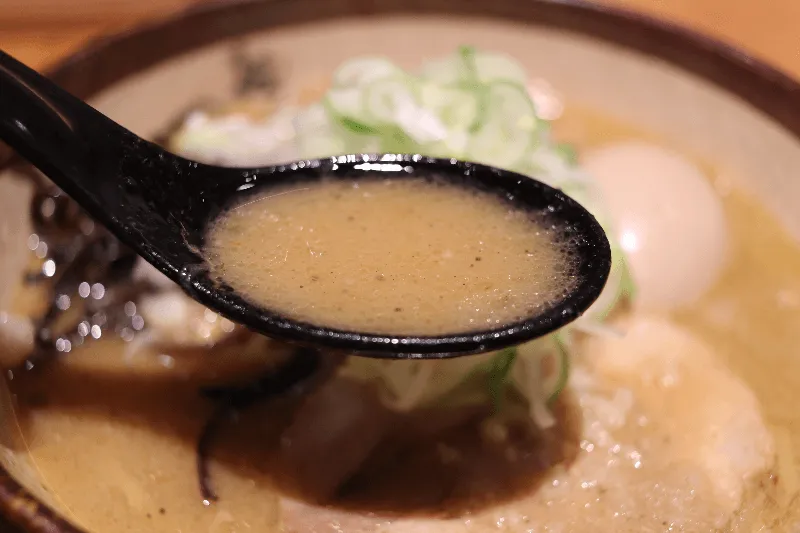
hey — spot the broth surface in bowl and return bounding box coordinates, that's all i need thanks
[204,178,576,335]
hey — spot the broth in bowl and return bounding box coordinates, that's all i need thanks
[1,43,799,533]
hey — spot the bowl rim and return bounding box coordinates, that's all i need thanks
[2,0,800,531]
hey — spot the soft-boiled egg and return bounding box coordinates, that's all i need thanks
[582,141,728,311]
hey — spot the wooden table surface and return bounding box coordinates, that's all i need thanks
[1,0,800,77]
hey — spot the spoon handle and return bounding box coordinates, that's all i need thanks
[0,48,160,236]
[0,50,207,276]
[0,49,128,186]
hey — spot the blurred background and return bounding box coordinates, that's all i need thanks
[1,0,799,75]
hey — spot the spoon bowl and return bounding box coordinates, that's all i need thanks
[0,49,611,358]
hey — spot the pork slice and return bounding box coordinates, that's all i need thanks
[279,378,396,501]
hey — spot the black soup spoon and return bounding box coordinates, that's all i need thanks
[0,49,611,358]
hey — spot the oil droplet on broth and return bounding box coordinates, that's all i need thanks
[203,178,578,335]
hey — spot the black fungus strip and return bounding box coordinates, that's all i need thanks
[20,179,158,369]
[231,50,279,95]
[196,348,323,502]
[196,404,228,504]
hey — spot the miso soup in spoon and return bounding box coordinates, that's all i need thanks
[204,177,578,336]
